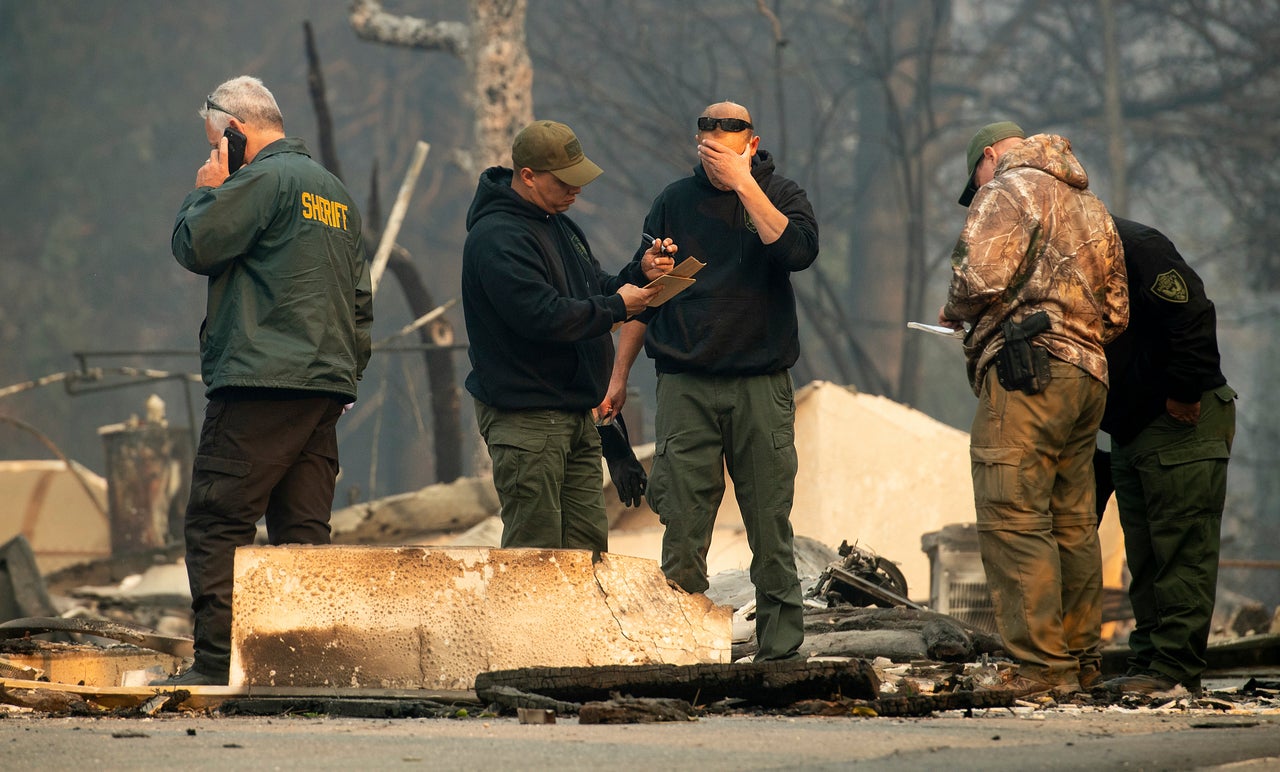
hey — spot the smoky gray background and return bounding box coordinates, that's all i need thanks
[2,1,1276,605]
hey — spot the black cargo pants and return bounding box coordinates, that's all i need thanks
[183,391,344,680]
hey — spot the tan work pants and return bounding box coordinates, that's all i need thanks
[969,360,1106,685]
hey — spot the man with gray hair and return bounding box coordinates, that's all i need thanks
[156,76,371,686]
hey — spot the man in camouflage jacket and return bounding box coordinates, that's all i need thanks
[939,122,1128,698]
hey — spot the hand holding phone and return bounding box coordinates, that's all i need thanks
[224,126,247,173]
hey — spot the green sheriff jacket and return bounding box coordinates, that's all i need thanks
[172,137,372,400]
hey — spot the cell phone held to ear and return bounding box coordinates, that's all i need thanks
[223,126,247,173]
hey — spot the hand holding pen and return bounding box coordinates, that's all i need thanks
[641,232,677,280]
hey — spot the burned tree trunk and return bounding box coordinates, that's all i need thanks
[463,0,533,171]
[346,1,536,481]
[350,0,534,173]
[385,247,463,482]
[308,18,465,482]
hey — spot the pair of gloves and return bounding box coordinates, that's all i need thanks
[597,413,647,507]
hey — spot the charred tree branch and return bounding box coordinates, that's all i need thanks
[348,0,469,57]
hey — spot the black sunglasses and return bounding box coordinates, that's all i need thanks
[697,116,753,133]
[205,95,244,122]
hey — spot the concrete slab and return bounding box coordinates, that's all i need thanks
[0,460,109,573]
[230,547,732,691]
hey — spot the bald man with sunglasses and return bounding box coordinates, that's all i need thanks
[606,102,819,660]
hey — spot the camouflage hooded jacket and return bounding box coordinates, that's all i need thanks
[943,133,1129,395]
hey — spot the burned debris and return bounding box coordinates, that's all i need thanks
[4,507,1280,721]
[809,540,915,610]
[3,392,1279,723]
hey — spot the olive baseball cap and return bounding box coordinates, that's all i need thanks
[958,121,1025,206]
[512,120,603,186]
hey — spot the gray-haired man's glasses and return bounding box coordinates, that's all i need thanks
[205,95,244,122]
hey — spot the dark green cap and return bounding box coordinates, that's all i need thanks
[512,120,602,186]
[958,121,1025,206]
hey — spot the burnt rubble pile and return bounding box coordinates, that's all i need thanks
[2,528,1278,720]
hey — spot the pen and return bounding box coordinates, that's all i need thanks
[642,233,667,254]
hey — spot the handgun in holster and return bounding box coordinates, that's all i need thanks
[994,310,1052,395]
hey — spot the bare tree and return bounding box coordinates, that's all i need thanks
[307,18,466,484]
[347,0,538,482]
[350,0,533,172]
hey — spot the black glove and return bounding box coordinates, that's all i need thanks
[598,413,647,507]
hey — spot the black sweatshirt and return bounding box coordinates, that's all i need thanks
[1102,217,1227,444]
[633,150,819,375]
[462,167,643,410]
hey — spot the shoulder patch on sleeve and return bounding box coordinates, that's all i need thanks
[1151,269,1189,303]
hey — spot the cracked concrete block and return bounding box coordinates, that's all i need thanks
[229,547,731,690]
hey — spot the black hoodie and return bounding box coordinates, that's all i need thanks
[462,166,644,410]
[633,150,819,375]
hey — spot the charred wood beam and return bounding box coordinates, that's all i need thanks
[475,660,879,709]
[482,685,581,715]
[220,696,458,719]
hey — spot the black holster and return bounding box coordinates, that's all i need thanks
[994,310,1052,395]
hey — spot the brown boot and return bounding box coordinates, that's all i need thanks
[1078,664,1103,690]
[984,674,1056,698]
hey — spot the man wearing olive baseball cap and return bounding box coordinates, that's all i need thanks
[460,120,671,552]
[939,120,1128,699]
[957,120,1025,206]
[512,119,604,188]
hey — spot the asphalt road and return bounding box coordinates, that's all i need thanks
[3,710,1277,771]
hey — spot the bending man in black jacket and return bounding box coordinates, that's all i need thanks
[1098,217,1236,696]
[606,102,820,660]
[461,120,671,551]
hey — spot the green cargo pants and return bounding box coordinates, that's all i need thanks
[970,360,1106,686]
[648,370,804,661]
[1110,384,1236,689]
[475,400,608,551]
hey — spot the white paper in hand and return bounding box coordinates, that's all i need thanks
[907,322,966,340]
